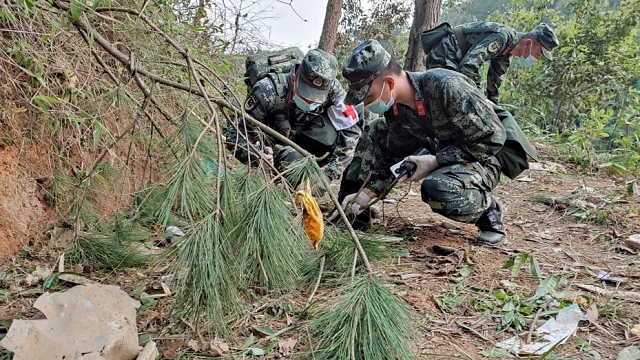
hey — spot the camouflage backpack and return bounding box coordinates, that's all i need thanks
[244,47,304,97]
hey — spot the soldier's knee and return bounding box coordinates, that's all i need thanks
[420,177,462,204]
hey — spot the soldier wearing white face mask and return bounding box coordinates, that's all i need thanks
[226,49,362,186]
[422,22,560,104]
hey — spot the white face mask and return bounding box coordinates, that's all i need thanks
[293,94,321,112]
[518,43,537,67]
[365,81,394,114]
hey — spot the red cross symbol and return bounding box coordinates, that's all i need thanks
[342,105,358,121]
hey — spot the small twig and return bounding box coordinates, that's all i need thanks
[306,324,316,360]
[265,325,297,341]
[455,321,490,342]
[527,307,543,343]
[306,254,325,307]
[350,248,358,282]
[275,0,307,22]
[256,249,269,284]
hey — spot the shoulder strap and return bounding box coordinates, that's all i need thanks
[265,72,288,112]
[454,26,471,55]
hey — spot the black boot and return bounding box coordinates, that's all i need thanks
[475,197,506,246]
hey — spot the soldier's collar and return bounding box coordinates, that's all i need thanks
[391,72,426,116]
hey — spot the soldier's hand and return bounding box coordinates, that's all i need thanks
[261,146,274,171]
[405,154,438,182]
[341,190,373,215]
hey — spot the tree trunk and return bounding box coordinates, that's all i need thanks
[318,0,344,52]
[404,0,442,71]
[193,0,206,27]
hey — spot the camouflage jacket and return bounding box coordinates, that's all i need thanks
[365,69,506,194]
[425,21,520,103]
[226,65,361,180]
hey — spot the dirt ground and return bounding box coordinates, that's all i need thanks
[375,164,640,359]
[1,163,639,359]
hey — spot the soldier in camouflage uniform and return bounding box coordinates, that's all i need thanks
[423,22,559,103]
[338,39,508,246]
[226,49,361,185]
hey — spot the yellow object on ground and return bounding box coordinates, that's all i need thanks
[295,180,324,250]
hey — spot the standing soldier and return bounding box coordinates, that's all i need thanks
[422,22,559,103]
[226,49,361,190]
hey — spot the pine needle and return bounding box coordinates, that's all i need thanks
[169,211,241,335]
[155,157,217,224]
[300,227,386,287]
[230,172,309,289]
[68,217,147,269]
[282,156,324,190]
[308,274,417,360]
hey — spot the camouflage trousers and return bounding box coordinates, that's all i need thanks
[338,119,502,224]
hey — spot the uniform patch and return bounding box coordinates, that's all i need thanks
[244,93,258,111]
[488,39,502,53]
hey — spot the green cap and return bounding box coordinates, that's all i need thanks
[296,49,338,104]
[342,39,391,105]
[531,23,559,60]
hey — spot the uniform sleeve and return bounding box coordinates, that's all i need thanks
[486,55,511,103]
[225,80,274,164]
[458,32,509,87]
[365,121,422,195]
[323,123,361,180]
[328,79,347,105]
[434,79,506,166]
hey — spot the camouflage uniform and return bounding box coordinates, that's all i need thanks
[423,22,559,103]
[340,70,505,223]
[226,49,361,180]
[340,40,506,235]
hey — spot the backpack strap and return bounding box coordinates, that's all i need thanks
[265,72,289,112]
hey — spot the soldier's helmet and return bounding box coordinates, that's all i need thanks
[296,49,338,104]
[342,39,391,105]
[531,23,560,60]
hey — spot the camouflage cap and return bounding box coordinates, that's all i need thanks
[342,39,391,105]
[531,23,559,60]
[296,49,338,104]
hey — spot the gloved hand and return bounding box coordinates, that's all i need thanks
[261,146,274,171]
[404,154,438,182]
[341,191,372,215]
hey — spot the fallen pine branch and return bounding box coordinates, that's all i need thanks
[575,284,640,303]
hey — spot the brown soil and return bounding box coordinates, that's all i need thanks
[375,167,640,359]
[1,165,638,359]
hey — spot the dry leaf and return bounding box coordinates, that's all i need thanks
[210,341,229,355]
[567,295,588,307]
[187,339,199,352]
[161,282,172,296]
[278,337,297,355]
[295,180,324,250]
[631,324,640,337]
[58,273,96,285]
[586,302,598,322]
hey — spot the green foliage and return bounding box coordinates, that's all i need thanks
[491,0,640,174]
[434,282,467,310]
[169,212,241,336]
[503,252,540,279]
[336,0,412,65]
[441,0,512,24]
[230,173,308,289]
[300,227,387,287]
[308,275,416,360]
[68,217,147,269]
